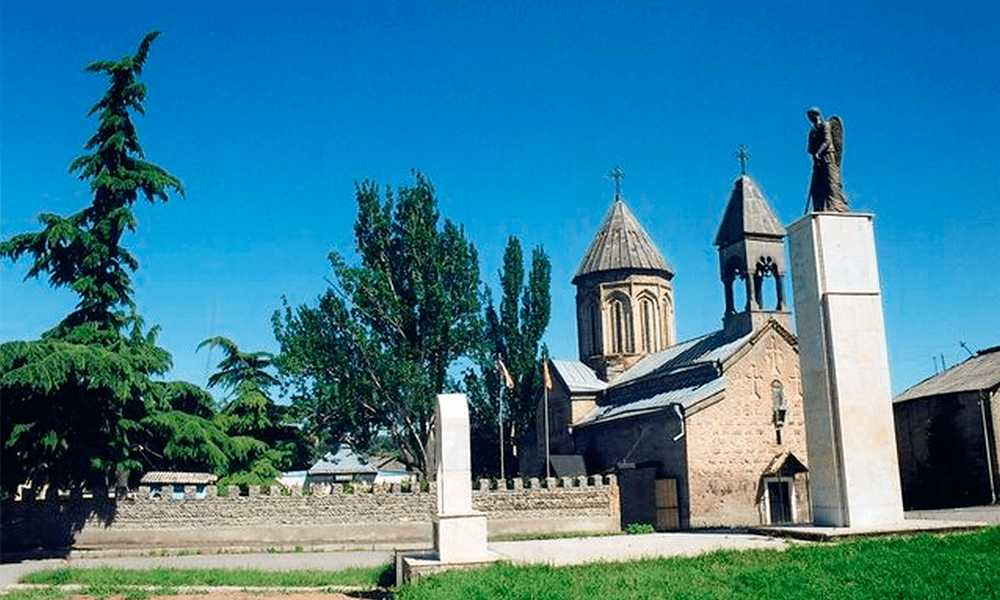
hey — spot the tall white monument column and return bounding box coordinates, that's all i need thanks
[788,213,904,527]
[433,393,488,563]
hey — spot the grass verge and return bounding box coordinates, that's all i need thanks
[20,563,392,588]
[396,527,1000,600]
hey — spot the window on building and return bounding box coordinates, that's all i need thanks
[609,295,633,354]
[589,302,600,355]
[640,297,657,353]
[772,380,786,425]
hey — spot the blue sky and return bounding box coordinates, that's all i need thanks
[2,1,997,397]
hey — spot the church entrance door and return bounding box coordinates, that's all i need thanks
[767,479,793,523]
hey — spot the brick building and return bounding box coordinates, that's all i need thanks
[524,174,811,528]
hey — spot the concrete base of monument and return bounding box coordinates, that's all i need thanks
[749,519,989,542]
[433,512,488,564]
[396,550,496,585]
[398,512,491,584]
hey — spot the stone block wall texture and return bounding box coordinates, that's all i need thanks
[2,477,618,553]
[684,329,810,527]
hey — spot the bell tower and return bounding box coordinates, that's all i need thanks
[574,168,676,380]
[714,172,790,339]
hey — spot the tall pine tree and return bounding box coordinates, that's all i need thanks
[1,32,183,495]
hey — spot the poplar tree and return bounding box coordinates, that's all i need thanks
[1,32,183,494]
[469,237,551,476]
[273,173,482,476]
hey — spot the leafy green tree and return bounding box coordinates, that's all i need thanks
[467,237,551,476]
[273,173,482,476]
[1,32,182,495]
[198,336,307,485]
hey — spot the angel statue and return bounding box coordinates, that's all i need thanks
[806,107,848,212]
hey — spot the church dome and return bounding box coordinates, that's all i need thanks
[573,199,673,284]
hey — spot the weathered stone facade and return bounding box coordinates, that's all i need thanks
[684,328,809,526]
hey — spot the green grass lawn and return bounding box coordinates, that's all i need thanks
[10,527,1000,600]
[10,564,392,600]
[397,527,1000,600]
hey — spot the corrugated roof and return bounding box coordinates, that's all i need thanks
[714,176,785,248]
[308,444,378,475]
[576,376,726,426]
[895,346,1000,403]
[574,325,781,428]
[573,199,673,282]
[139,472,218,485]
[551,359,608,393]
[611,329,753,387]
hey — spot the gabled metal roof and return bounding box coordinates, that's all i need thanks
[140,471,218,485]
[573,199,673,283]
[611,329,753,387]
[894,346,1000,403]
[551,359,608,393]
[714,175,785,248]
[308,444,377,475]
[575,376,726,426]
[574,322,794,428]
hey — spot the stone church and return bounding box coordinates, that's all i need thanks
[523,174,811,529]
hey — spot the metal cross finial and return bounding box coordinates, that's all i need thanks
[607,165,626,199]
[735,144,752,175]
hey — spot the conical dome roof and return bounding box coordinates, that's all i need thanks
[573,199,673,283]
[714,175,785,248]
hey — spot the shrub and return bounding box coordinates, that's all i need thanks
[625,523,654,534]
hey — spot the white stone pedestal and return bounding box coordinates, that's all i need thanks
[434,513,488,564]
[433,393,488,563]
[787,213,904,527]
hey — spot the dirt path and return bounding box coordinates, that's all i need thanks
[70,593,391,600]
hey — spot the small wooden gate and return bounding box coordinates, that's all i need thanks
[655,478,679,530]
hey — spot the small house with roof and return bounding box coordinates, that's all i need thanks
[893,346,1000,509]
[524,174,811,529]
[305,444,378,489]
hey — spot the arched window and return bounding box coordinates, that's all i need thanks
[755,256,784,311]
[589,302,600,355]
[772,380,787,427]
[609,294,633,355]
[639,296,657,353]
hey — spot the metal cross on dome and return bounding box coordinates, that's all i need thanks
[607,165,626,199]
[735,144,752,175]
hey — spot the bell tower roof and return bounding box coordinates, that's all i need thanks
[573,198,673,284]
[714,175,785,248]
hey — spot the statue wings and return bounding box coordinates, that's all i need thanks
[829,115,844,167]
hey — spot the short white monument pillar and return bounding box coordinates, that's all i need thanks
[788,213,904,527]
[433,393,488,563]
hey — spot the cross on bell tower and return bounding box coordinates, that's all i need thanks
[735,144,752,175]
[606,165,625,200]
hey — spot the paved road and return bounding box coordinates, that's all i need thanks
[905,505,1000,524]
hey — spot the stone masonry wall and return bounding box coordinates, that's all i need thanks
[684,329,810,527]
[2,476,618,552]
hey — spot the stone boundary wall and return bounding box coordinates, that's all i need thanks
[2,475,619,553]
